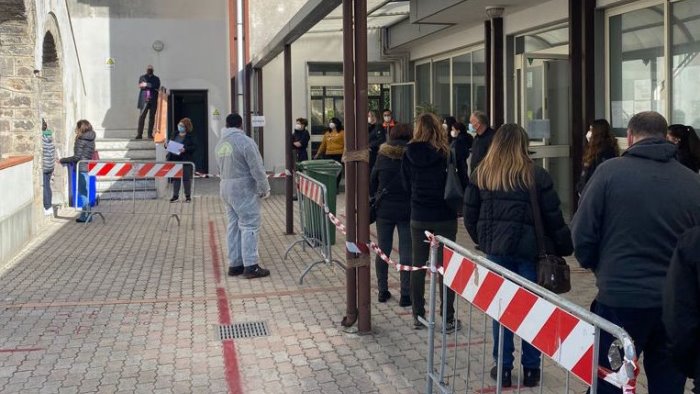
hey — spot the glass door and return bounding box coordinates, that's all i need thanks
[516,52,573,213]
[389,82,415,124]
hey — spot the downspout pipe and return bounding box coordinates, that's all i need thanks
[236,0,245,118]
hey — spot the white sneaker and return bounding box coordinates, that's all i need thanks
[44,208,53,216]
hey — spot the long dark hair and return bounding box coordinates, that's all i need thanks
[583,119,619,167]
[668,124,700,171]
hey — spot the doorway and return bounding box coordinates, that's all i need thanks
[516,51,572,213]
[170,90,209,174]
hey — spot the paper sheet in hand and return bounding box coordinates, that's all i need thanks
[167,140,184,155]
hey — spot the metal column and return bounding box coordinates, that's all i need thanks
[284,44,294,235]
[491,16,504,129]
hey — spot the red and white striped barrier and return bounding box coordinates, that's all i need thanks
[439,245,637,389]
[86,162,184,178]
[298,175,324,205]
[268,169,292,178]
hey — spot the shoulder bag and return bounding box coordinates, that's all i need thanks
[370,170,401,224]
[528,176,571,294]
[444,145,464,213]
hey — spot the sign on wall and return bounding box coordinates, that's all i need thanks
[251,115,266,128]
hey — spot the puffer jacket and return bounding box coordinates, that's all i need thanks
[61,130,96,171]
[368,123,387,170]
[370,140,410,222]
[401,142,456,222]
[41,135,56,173]
[463,165,573,261]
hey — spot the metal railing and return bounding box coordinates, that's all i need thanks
[284,171,345,284]
[423,234,638,394]
[73,160,196,229]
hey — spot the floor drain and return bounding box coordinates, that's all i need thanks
[218,321,269,340]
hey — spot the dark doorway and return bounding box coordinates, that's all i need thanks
[170,90,209,174]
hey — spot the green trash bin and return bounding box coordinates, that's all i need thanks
[296,159,343,244]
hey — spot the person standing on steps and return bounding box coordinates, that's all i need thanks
[217,114,271,279]
[136,65,161,140]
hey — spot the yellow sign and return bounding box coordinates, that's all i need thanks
[213,108,220,116]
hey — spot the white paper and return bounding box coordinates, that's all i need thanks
[251,115,266,127]
[166,140,184,155]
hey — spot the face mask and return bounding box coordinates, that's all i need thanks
[368,117,373,124]
[383,116,391,122]
[450,129,459,138]
[468,123,476,133]
[147,69,154,75]
[585,131,592,142]
[178,125,186,133]
[442,123,448,131]
[42,130,52,137]
[295,124,303,131]
[329,123,336,130]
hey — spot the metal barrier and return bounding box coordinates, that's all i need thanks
[423,234,638,394]
[284,172,345,284]
[73,160,196,229]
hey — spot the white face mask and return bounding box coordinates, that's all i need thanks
[329,123,336,130]
[383,116,391,122]
[442,123,448,130]
[368,117,373,124]
[468,123,476,133]
[450,129,459,138]
[295,124,303,131]
[586,131,592,142]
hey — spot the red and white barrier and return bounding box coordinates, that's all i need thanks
[298,175,324,205]
[88,162,133,177]
[86,161,184,178]
[135,163,183,178]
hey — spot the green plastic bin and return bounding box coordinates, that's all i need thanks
[297,159,343,244]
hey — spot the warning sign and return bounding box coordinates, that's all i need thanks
[105,57,115,70]
[212,108,221,120]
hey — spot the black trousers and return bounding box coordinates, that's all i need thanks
[410,219,457,321]
[42,171,53,209]
[137,101,157,138]
[172,165,193,198]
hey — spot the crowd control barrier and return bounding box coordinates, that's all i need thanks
[284,172,345,284]
[74,160,196,229]
[423,234,638,394]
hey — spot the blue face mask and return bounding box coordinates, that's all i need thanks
[178,125,186,133]
[468,123,476,133]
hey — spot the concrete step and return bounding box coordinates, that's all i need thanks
[96,139,156,151]
[96,178,156,192]
[98,149,157,160]
[97,190,158,200]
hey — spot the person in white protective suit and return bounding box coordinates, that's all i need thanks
[216,113,271,279]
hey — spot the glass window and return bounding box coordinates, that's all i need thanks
[416,63,431,112]
[472,49,487,115]
[609,5,665,136]
[432,59,451,117]
[452,53,472,123]
[672,0,700,128]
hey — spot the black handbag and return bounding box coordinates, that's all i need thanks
[444,146,464,213]
[528,178,571,294]
[370,170,401,224]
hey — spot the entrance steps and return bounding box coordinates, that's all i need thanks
[94,139,158,200]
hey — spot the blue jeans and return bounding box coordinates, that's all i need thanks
[488,255,541,370]
[43,171,53,210]
[374,218,411,296]
[220,179,261,268]
[590,301,686,394]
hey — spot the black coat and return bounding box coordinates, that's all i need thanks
[572,138,700,308]
[370,140,410,222]
[167,132,196,162]
[663,226,700,384]
[678,149,700,173]
[401,142,456,222]
[463,166,573,262]
[137,73,161,109]
[368,123,387,170]
[451,132,473,190]
[292,128,310,162]
[470,127,495,172]
[576,144,618,195]
[61,130,96,171]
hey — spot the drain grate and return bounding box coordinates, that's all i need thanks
[218,321,269,340]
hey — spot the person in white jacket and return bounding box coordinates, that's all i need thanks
[216,113,271,279]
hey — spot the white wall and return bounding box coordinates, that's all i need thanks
[0,161,33,221]
[261,29,384,171]
[69,1,230,173]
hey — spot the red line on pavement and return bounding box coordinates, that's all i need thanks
[208,220,243,394]
[0,348,43,353]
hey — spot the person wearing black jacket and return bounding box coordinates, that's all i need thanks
[401,113,460,333]
[668,123,700,173]
[576,119,619,196]
[572,111,700,394]
[469,110,495,172]
[664,226,700,393]
[167,117,197,202]
[60,119,96,222]
[463,124,573,388]
[370,123,412,306]
[368,110,386,171]
[292,117,311,163]
[450,122,473,190]
[136,65,161,140]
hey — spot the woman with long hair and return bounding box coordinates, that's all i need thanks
[463,124,573,388]
[167,117,197,202]
[60,119,96,222]
[576,119,619,195]
[668,124,700,173]
[401,112,459,333]
[370,123,412,306]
